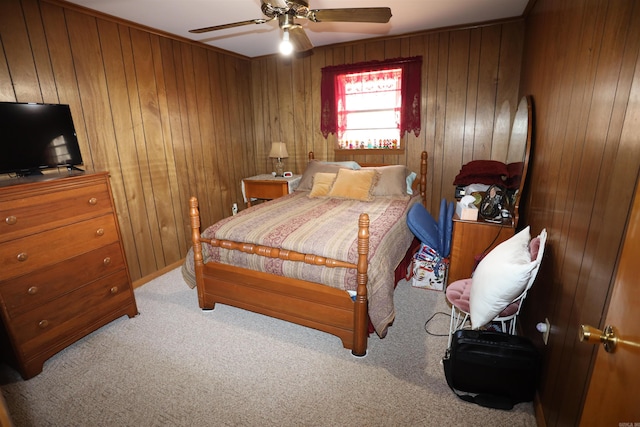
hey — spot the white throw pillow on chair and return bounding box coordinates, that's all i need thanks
[469,226,536,329]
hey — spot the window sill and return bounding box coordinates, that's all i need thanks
[334,148,405,155]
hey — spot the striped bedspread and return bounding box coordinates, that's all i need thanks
[192,191,419,338]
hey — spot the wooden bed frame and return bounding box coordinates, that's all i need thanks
[188,151,427,356]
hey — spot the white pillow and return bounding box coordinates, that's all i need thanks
[469,226,536,329]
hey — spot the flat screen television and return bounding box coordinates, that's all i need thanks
[0,102,84,176]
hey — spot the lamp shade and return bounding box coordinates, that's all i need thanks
[269,142,289,159]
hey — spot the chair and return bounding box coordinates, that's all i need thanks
[446,229,547,347]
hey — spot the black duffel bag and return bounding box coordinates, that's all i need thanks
[443,329,540,410]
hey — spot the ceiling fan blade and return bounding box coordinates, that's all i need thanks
[309,7,392,24]
[189,18,271,34]
[288,25,313,52]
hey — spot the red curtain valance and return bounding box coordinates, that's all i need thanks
[321,56,422,139]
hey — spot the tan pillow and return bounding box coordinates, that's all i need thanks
[327,169,378,201]
[364,165,410,197]
[308,172,337,198]
[297,161,350,191]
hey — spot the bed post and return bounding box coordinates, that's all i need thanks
[189,197,206,308]
[352,213,369,357]
[420,151,428,206]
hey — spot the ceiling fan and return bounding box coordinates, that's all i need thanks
[189,0,392,55]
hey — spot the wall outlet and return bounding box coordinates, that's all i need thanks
[232,203,238,216]
[543,317,550,345]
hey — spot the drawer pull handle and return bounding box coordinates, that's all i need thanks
[103,257,111,266]
[110,286,118,294]
[96,228,105,237]
[5,215,17,225]
[17,252,28,262]
[38,320,49,329]
[28,286,38,295]
[88,197,98,205]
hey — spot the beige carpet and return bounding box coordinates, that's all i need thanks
[0,268,536,426]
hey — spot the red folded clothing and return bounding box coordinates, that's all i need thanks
[453,160,523,189]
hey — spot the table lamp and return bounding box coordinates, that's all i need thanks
[269,141,288,177]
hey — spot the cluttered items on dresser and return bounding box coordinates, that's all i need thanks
[453,160,521,223]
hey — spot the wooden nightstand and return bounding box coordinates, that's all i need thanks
[242,174,301,207]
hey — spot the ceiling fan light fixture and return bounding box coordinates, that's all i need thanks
[280,29,294,55]
[188,1,392,56]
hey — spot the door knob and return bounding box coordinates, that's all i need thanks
[579,324,617,353]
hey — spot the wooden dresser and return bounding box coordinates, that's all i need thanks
[447,216,515,284]
[0,172,138,379]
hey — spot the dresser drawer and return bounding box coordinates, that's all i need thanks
[0,214,120,281]
[10,269,132,353]
[0,182,112,243]
[0,242,126,319]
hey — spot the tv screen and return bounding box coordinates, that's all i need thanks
[0,102,84,176]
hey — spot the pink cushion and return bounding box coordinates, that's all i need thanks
[497,301,520,317]
[446,278,472,313]
[530,236,540,261]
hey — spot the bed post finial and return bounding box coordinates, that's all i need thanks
[189,197,201,253]
[189,197,205,308]
[420,151,428,206]
[352,213,369,357]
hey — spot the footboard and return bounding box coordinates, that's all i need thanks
[189,197,370,356]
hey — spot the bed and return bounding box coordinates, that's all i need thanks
[183,151,428,356]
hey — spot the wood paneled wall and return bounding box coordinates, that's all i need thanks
[0,0,256,281]
[3,0,637,424]
[0,0,526,283]
[250,22,525,215]
[519,0,640,425]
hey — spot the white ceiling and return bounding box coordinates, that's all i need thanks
[64,0,529,58]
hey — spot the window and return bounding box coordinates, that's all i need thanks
[45,136,71,164]
[337,69,402,149]
[321,56,422,151]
